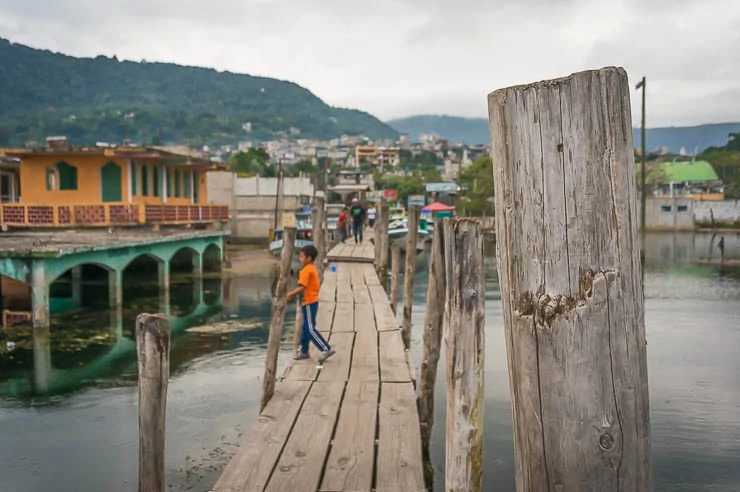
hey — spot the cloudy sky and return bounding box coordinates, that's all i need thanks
[1,0,738,127]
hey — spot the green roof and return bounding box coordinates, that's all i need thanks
[650,160,719,183]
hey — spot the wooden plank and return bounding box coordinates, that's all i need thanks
[336,266,353,304]
[363,264,380,286]
[319,276,336,302]
[351,328,379,381]
[282,358,319,382]
[367,283,387,305]
[352,284,372,304]
[369,286,397,332]
[316,302,336,332]
[320,380,379,492]
[317,332,354,382]
[353,303,375,334]
[349,264,365,286]
[212,380,312,492]
[379,330,411,382]
[331,301,354,333]
[376,382,425,492]
[264,381,345,492]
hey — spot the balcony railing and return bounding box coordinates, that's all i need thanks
[0,203,229,227]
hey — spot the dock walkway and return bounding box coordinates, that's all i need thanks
[212,241,425,492]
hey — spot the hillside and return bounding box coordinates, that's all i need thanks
[388,114,740,153]
[0,38,398,146]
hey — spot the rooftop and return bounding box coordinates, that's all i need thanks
[651,160,720,183]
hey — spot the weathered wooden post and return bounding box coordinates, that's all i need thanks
[136,313,171,492]
[417,217,446,453]
[292,298,303,354]
[488,67,652,491]
[315,195,327,279]
[401,205,420,348]
[390,242,402,316]
[262,226,297,411]
[443,219,485,492]
[378,199,390,290]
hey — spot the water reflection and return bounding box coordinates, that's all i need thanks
[1,236,739,492]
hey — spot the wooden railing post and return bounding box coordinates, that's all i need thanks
[262,226,297,411]
[136,313,171,492]
[375,198,390,290]
[401,205,419,349]
[315,195,326,280]
[417,217,446,452]
[390,242,401,316]
[443,219,485,492]
[488,67,652,491]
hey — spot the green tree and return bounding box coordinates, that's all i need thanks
[229,148,274,177]
[457,155,493,216]
[698,132,740,198]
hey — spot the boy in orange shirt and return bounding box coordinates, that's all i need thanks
[287,245,336,362]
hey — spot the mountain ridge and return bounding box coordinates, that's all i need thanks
[0,38,398,146]
[388,114,740,153]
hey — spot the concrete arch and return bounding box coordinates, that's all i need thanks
[49,262,114,285]
[120,252,164,272]
[202,243,222,272]
[168,245,199,263]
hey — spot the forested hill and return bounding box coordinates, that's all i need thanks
[0,38,398,146]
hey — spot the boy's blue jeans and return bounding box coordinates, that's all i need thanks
[301,302,331,354]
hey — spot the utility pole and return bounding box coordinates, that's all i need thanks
[636,76,647,273]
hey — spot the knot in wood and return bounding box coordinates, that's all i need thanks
[599,432,615,450]
[579,268,594,298]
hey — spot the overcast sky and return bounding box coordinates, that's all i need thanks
[1,0,738,127]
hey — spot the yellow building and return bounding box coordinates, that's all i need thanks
[0,142,228,227]
[354,145,400,168]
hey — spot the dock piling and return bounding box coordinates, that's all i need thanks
[401,205,420,348]
[443,219,485,492]
[417,217,446,453]
[136,313,171,492]
[314,196,327,280]
[262,226,297,411]
[390,242,401,316]
[488,67,652,491]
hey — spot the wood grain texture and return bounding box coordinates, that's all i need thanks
[265,381,345,492]
[211,380,311,492]
[488,67,652,492]
[317,332,354,382]
[352,284,372,305]
[363,264,380,286]
[443,219,485,492]
[353,303,375,334]
[376,383,426,492]
[137,313,170,492]
[379,330,412,382]
[417,217,446,452]
[316,302,336,334]
[351,328,379,381]
[315,196,327,281]
[336,265,354,305]
[320,380,379,492]
[401,206,420,349]
[332,301,355,333]
[262,227,297,411]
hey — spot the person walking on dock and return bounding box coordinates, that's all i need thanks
[367,204,377,228]
[337,207,348,243]
[349,197,365,243]
[287,245,336,363]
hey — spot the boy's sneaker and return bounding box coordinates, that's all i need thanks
[294,352,310,360]
[318,349,336,363]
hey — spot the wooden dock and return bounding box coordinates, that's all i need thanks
[212,243,424,492]
[325,239,375,263]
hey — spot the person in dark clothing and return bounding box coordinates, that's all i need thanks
[348,198,365,243]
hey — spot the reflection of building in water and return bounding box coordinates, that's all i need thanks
[0,274,224,397]
[645,232,740,264]
[222,273,276,318]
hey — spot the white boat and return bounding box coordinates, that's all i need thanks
[269,209,314,258]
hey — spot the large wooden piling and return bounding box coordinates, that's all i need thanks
[262,226,297,411]
[390,242,402,316]
[136,313,171,492]
[401,206,420,348]
[417,218,446,452]
[443,220,485,492]
[488,67,652,491]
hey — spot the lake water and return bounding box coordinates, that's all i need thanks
[1,232,739,492]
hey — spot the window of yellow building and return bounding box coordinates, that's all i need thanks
[174,169,182,197]
[153,165,161,198]
[131,160,139,196]
[141,163,150,196]
[184,170,191,199]
[45,161,78,191]
[166,167,173,198]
